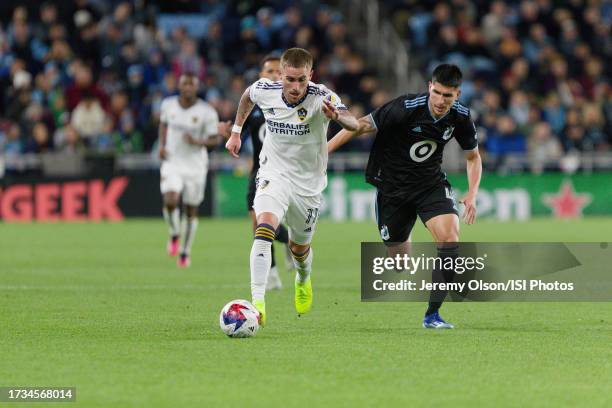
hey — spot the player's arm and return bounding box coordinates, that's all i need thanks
[200,120,231,148]
[185,134,221,148]
[184,120,231,146]
[327,114,377,154]
[158,122,168,160]
[184,119,230,148]
[456,113,481,225]
[202,136,220,148]
[217,120,232,139]
[158,99,169,160]
[225,87,256,158]
[328,95,403,154]
[460,148,482,225]
[322,99,359,131]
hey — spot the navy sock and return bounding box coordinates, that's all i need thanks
[426,244,459,316]
[275,224,289,244]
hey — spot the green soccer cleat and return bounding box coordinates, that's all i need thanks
[252,299,266,327]
[295,276,313,315]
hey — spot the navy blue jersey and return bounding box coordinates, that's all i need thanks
[366,93,478,198]
[241,106,266,174]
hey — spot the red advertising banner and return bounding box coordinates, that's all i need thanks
[0,174,213,222]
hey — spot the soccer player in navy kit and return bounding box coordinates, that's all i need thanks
[328,64,482,328]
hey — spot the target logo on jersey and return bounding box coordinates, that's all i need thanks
[409,140,438,162]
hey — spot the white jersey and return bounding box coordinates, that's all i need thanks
[249,78,345,195]
[160,96,219,173]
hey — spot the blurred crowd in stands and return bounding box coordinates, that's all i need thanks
[388,0,611,172]
[0,0,610,175]
[0,0,382,174]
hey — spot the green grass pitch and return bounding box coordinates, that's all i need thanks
[1,218,611,407]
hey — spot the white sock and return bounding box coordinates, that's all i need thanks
[163,207,180,236]
[292,247,313,283]
[250,239,272,301]
[180,217,198,255]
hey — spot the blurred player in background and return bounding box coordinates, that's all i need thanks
[328,64,482,329]
[158,73,228,268]
[240,55,294,290]
[225,48,359,325]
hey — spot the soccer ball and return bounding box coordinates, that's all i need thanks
[219,299,260,338]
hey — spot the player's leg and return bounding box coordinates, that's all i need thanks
[286,193,321,315]
[276,224,295,272]
[176,172,206,267]
[250,178,290,325]
[419,183,460,328]
[250,209,282,290]
[273,222,293,272]
[375,190,416,267]
[177,205,199,267]
[247,174,282,290]
[289,240,313,315]
[267,233,283,290]
[160,165,183,257]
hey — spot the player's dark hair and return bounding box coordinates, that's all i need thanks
[260,54,280,69]
[280,48,313,70]
[431,64,463,88]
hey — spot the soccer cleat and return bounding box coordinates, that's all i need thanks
[253,299,266,326]
[295,276,313,315]
[423,312,454,329]
[177,253,191,268]
[266,266,283,290]
[167,236,179,257]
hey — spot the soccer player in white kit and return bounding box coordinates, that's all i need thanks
[159,73,224,268]
[225,48,359,325]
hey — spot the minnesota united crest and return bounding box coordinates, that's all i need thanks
[297,107,307,121]
[380,225,390,241]
[442,126,455,140]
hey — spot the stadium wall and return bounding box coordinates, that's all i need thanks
[1,173,609,222]
[0,174,213,222]
[216,173,612,221]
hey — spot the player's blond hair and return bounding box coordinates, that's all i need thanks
[280,48,313,70]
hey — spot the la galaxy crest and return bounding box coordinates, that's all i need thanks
[297,107,307,121]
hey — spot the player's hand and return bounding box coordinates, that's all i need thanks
[460,194,477,225]
[322,99,339,121]
[183,133,199,146]
[159,147,168,160]
[225,133,241,158]
[218,121,232,139]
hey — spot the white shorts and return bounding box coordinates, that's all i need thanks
[252,175,321,245]
[160,163,207,206]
